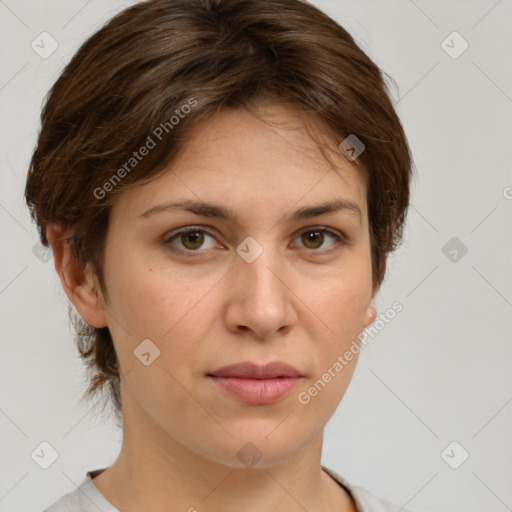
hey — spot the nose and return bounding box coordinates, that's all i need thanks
[223,244,298,340]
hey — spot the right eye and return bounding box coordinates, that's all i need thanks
[164,227,223,253]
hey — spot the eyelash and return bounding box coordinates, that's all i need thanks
[163,226,348,255]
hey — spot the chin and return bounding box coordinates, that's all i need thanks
[193,427,312,470]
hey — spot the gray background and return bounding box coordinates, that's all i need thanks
[0,1,511,511]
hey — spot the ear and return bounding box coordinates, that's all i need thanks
[46,223,108,328]
[363,294,377,329]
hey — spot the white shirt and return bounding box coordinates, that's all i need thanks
[42,466,414,512]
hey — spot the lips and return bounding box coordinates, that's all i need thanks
[208,361,303,379]
[207,362,303,405]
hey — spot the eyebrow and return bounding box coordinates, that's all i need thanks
[138,198,362,224]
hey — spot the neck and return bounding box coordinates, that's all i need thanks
[93,395,356,512]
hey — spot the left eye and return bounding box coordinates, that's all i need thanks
[292,229,342,250]
[164,227,343,253]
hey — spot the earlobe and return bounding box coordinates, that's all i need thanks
[363,297,377,328]
[46,224,108,328]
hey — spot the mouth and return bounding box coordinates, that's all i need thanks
[207,361,303,405]
[208,361,303,379]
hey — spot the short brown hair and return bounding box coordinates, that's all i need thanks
[25,0,413,424]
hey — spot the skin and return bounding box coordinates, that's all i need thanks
[48,103,378,512]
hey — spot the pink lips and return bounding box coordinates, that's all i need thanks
[208,361,303,405]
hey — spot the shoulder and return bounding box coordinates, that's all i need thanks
[42,470,119,512]
[42,486,86,512]
[322,465,415,512]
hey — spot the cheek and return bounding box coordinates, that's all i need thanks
[299,280,367,417]
[104,262,206,404]
[307,267,372,338]
[300,260,372,399]
[105,257,217,366]
[111,270,168,332]
[105,256,179,332]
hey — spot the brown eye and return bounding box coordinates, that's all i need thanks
[180,231,204,250]
[165,227,219,252]
[301,230,324,249]
[294,228,344,251]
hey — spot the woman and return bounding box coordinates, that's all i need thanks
[26,0,414,510]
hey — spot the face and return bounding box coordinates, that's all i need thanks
[97,104,376,468]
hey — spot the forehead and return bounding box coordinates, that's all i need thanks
[112,104,368,223]
[179,103,365,180]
